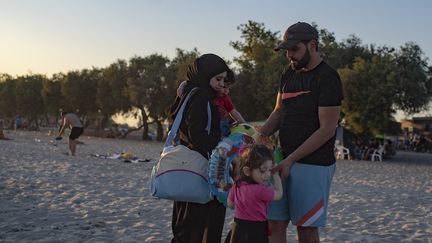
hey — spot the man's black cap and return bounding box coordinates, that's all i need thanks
[274,22,318,51]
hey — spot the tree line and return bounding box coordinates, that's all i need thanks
[1,21,431,141]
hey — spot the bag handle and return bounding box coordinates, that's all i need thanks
[164,88,211,147]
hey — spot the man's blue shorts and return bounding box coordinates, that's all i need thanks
[268,162,336,227]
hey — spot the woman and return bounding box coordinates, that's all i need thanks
[169,54,231,243]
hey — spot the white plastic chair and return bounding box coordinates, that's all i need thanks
[371,146,385,162]
[335,145,350,160]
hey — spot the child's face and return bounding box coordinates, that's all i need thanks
[250,160,273,184]
[218,85,231,96]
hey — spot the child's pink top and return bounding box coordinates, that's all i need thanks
[228,181,274,221]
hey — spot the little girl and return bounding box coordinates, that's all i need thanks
[226,144,283,243]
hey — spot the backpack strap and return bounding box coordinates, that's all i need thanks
[206,102,211,133]
[164,88,211,148]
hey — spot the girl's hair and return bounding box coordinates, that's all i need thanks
[236,144,273,184]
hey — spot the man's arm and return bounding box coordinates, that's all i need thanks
[58,118,68,137]
[259,93,283,137]
[274,106,341,178]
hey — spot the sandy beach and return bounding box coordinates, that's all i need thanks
[1,130,431,242]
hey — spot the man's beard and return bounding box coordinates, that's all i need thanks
[290,48,311,71]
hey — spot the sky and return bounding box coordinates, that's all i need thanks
[1,0,432,120]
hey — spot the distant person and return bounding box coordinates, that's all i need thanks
[0,119,5,139]
[384,139,396,157]
[225,144,282,243]
[57,112,84,156]
[15,116,23,131]
[363,138,380,160]
[177,71,246,138]
[353,139,365,160]
[259,22,343,243]
[410,133,420,151]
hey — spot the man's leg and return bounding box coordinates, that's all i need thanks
[288,163,336,243]
[69,138,77,156]
[297,226,319,243]
[268,220,289,243]
[268,171,291,243]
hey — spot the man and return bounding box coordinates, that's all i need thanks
[0,119,5,139]
[57,111,84,156]
[15,115,23,131]
[259,22,343,243]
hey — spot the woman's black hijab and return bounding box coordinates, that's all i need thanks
[169,54,231,121]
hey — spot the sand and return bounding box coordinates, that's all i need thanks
[1,130,431,242]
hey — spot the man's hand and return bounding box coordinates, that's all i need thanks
[272,159,293,179]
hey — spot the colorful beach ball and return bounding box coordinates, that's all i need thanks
[229,123,258,139]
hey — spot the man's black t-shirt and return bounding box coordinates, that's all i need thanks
[279,61,343,166]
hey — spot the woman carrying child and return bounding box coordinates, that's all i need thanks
[168,53,233,243]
